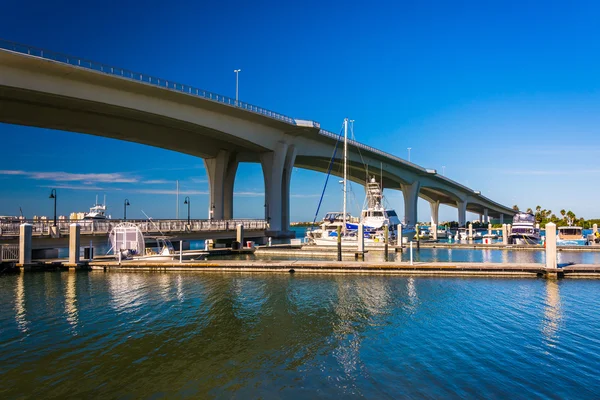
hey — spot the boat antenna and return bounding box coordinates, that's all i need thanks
[141,209,167,237]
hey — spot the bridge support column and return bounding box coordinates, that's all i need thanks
[484,208,489,223]
[204,150,237,220]
[261,142,296,236]
[429,200,440,227]
[401,181,420,226]
[500,214,504,225]
[457,200,467,227]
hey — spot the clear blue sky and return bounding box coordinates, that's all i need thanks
[1,0,600,222]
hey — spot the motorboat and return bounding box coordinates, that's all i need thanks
[305,119,412,246]
[83,195,110,220]
[108,222,205,261]
[509,212,540,245]
[436,225,449,239]
[557,226,588,246]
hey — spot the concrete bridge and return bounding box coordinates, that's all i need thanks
[0,40,515,237]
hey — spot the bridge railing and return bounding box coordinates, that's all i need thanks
[0,39,296,125]
[0,219,269,237]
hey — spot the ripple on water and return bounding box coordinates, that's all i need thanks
[1,273,600,398]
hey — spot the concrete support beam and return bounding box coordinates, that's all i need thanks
[69,223,80,264]
[401,181,420,226]
[19,223,32,265]
[429,200,440,227]
[281,145,297,233]
[261,142,296,234]
[457,200,467,227]
[500,214,504,225]
[205,150,238,220]
[484,208,489,223]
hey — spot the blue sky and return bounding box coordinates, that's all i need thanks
[1,1,600,222]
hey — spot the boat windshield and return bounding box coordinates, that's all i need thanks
[559,227,582,236]
[513,213,535,223]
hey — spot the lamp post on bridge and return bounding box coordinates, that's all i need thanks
[123,199,130,220]
[234,69,241,106]
[407,147,412,162]
[49,189,57,227]
[184,196,191,224]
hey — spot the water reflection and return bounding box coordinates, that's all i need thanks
[64,271,78,334]
[108,273,148,313]
[542,280,562,348]
[407,277,418,311]
[14,271,29,333]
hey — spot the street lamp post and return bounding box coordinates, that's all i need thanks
[49,189,57,227]
[407,147,412,162]
[124,199,130,220]
[234,69,241,106]
[184,196,190,224]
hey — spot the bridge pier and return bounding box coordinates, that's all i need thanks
[457,200,467,227]
[484,208,489,223]
[401,181,420,226]
[261,142,296,236]
[429,200,440,227]
[205,149,238,220]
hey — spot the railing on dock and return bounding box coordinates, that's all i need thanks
[0,219,269,238]
[0,244,19,261]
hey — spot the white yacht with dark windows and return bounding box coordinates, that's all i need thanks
[509,212,540,245]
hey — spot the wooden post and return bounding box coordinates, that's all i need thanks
[545,222,557,278]
[384,225,389,262]
[19,223,32,266]
[337,225,342,262]
[502,224,508,245]
[69,223,80,265]
[357,223,364,255]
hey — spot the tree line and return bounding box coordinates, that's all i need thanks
[512,205,599,228]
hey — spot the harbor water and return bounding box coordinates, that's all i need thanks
[1,272,599,398]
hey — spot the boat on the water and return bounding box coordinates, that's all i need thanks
[557,226,588,246]
[509,212,540,245]
[83,195,110,220]
[306,118,413,246]
[436,225,449,239]
[108,222,205,261]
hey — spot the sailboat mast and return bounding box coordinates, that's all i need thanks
[343,118,348,231]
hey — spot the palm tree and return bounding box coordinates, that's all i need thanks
[512,205,519,211]
[560,209,566,221]
[526,207,533,214]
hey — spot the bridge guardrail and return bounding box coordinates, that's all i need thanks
[0,244,19,261]
[0,39,296,125]
[0,219,269,237]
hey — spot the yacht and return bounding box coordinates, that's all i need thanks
[83,195,110,220]
[509,212,540,245]
[557,226,588,246]
[436,225,449,239]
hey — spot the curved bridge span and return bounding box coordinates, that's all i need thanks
[0,40,515,235]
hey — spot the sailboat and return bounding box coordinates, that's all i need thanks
[305,119,409,246]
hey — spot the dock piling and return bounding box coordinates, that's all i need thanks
[19,223,32,265]
[236,224,244,245]
[545,222,557,278]
[502,224,508,245]
[337,225,342,262]
[69,223,80,265]
[384,225,389,262]
[357,223,364,256]
[410,241,413,265]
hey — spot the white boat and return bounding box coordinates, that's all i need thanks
[509,212,540,245]
[108,222,205,261]
[556,226,588,246]
[305,119,411,246]
[83,195,110,220]
[436,226,449,239]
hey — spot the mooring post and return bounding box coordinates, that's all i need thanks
[337,225,342,262]
[384,225,389,262]
[416,224,420,250]
[502,224,508,245]
[468,223,473,241]
[488,223,492,236]
[69,223,80,265]
[410,241,413,265]
[357,223,364,259]
[236,224,244,246]
[19,223,32,266]
[179,240,183,264]
[398,224,403,252]
[545,222,557,279]
[89,240,93,261]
